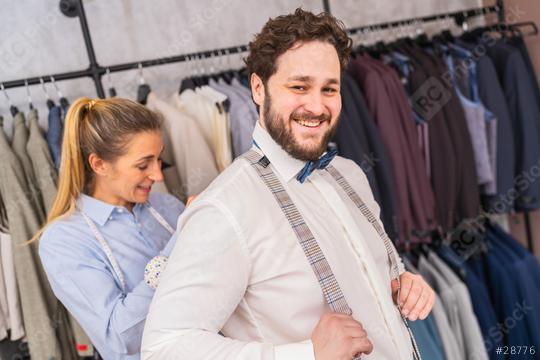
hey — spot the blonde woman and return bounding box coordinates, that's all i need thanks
[35,97,185,359]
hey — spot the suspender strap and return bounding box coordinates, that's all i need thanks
[243,149,421,360]
[325,165,421,360]
[242,150,353,316]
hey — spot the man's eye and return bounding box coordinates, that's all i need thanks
[291,86,306,91]
[323,87,338,93]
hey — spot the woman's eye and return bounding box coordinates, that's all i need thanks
[138,164,149,171]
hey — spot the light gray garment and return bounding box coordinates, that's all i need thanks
[0,117,61,359]
[209,79,256,158]
[403,257,461,360]
[458,96,494,186]
[157,114,184,201]
[0,231,25,341]
[427,252,488,360]
[482,117,498,195]
[148,92,219,199]
[11,112,46,222]
[0,241,9,341]
[25,110,95,356]
[26,109,58,214]
[230,78,259,122]
[418,255,466,359]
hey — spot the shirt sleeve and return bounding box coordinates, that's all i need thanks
[141,199,315,360]
[39,227,156,355]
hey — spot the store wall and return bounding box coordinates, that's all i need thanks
[0,0,482,131]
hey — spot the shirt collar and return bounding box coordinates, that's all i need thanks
[77,194,145,226]
[252,122,306,183]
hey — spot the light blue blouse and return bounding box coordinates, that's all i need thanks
[39,192,184,359]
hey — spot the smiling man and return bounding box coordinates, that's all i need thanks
[142,9,434,360]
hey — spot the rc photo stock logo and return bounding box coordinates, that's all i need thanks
[411,77,452,122]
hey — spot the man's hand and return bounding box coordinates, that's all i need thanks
[312,313,373,360]
[391,271,435,321]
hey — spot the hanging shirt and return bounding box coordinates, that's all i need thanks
[209,79,256,158]
[39,192,185,360]
[147,92,218,199]
[230,77,259,123]
[174,87,232,172]
[142,122,413,360]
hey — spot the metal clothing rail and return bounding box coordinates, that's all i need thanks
[2,0,502,98]
[346,4,501,35]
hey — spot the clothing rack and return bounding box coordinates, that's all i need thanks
[1,0,535,253]
[2,0,504,98]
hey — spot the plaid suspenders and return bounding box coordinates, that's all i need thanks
[242,150,421,360]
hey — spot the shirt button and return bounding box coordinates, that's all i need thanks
[117,208,124,213]
[108,216,113,221]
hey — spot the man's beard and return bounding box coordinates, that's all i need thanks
[263,93,338,162]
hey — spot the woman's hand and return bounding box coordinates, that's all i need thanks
[186,195,198,207]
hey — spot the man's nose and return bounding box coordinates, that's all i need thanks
[303,91,325,116]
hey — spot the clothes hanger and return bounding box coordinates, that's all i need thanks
[40,77,56,110]
[179,55,197,94]
[106,68,117,97]
[136,63,151,105]
[219,49,235,84]
[216,49,237,84]
[208,53,220,82]
[199,54,210,86]
[191,55,203,88]
[1,83,19,117]
[25,80,34,112]
[432,14,455,46]
[50,76,69,110]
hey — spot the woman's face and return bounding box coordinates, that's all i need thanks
[93,130,164,206]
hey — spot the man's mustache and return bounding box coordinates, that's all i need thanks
[290,112,331,122]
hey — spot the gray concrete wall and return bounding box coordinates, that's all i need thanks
[0,0,483,132]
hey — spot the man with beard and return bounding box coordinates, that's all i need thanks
[142,8,434,360]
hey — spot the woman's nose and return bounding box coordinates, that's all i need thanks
[149,162,165,183]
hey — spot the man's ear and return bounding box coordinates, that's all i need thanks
[251,73,265,108]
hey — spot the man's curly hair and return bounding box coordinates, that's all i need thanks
[245,8,352,84]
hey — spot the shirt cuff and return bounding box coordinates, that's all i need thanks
[274,340,315,360]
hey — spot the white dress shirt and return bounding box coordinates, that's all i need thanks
[142,123,413,360]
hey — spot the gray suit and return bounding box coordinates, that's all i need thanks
[0,116,61,359]
[11,111,46,222]
[427,252,488,360]
[403,257,461,360]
